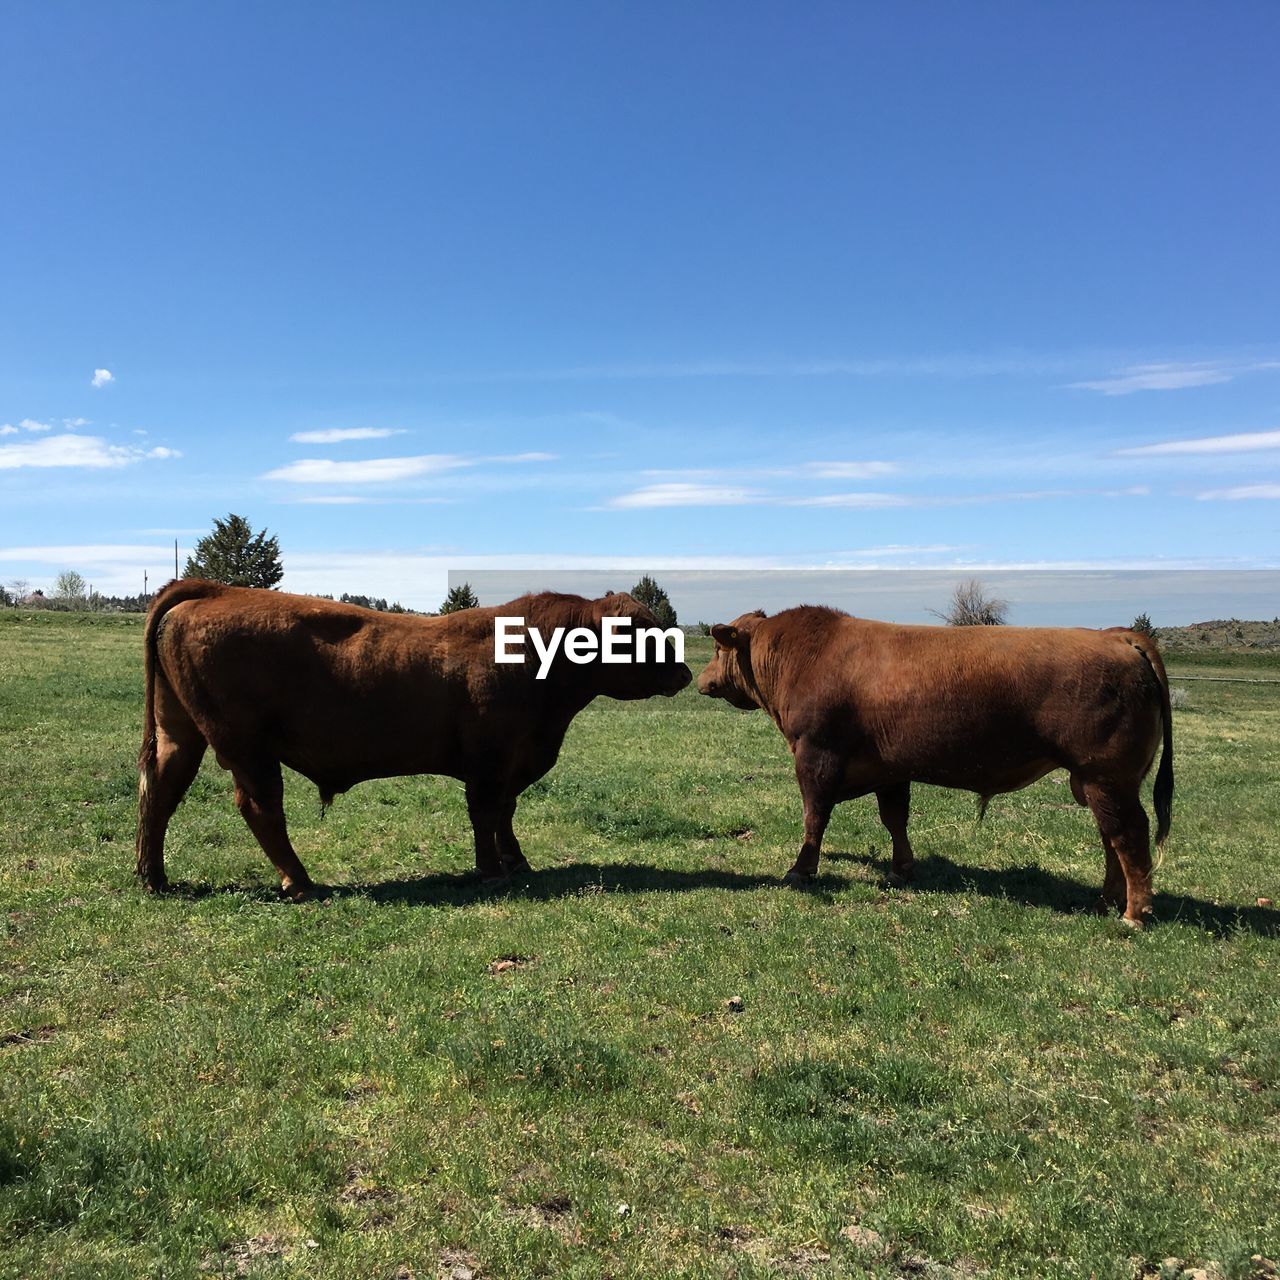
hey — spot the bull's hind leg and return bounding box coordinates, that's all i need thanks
[875,783,915,883]
[786,739,840,885]
[1083,781,1153,927]
[230,760,314,900]
[136,685,207,892]
[1094,837,1128,915]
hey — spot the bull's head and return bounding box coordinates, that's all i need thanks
[697,611,767,711]
[592,592,693,699]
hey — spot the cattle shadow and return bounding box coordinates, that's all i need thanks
[828,847,1280,938]
[156,854,1277,936]
[152,862,798,907]
[326,862,794,907]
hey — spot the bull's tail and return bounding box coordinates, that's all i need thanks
[136,579,224,883]
[1124,631,1174,847]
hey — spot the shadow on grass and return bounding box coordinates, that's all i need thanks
[828,847,1280,937]
[156,862,799,907]
[155,853,1278,935]
[330,861,792,906]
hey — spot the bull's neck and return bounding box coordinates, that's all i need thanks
[741,635,783,725]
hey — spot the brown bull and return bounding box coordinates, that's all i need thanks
[136,581,691,896]
[698,607,1173,926]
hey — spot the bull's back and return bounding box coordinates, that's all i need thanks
[156,595,465,780]
[791,621,1162,788]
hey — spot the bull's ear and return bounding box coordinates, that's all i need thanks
[710,623,740,649]
[596,591,643,618]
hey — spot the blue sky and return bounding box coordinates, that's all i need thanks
[2,3,1278,611]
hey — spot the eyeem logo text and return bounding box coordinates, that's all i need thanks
[495,616,685,680]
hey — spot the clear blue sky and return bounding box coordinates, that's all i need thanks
[2,3,1278,611]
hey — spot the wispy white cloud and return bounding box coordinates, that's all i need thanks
[1070,358,1280,396]
[1196,484,1280,501]
[283,495,453,506]
[607,482,766,509]
[263,454,469,484]
[430,354,1078,384]
[606,480,1148,511]
[0,543,180,564]
[263,451,558,485]
[1,419,61,434]
[289,427,407,444]
[0,434,180,470]
[831,485,1149,508]
[789,492,915,508]
[91,368,115,388]
[145,446,182,459]
[844,544,967,556]
[1115,428,1280,457]
[63,417,91,429]
[640,461,896,482]
[802,460,897,479]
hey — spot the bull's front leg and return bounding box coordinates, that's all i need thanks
[785,739,841,886]
[494,796,533,874]
[464,781,506,881]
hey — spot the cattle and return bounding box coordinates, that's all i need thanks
[697,607,1173,926]
[136,581,691,896]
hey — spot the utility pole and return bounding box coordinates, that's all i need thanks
[144,570,148,600]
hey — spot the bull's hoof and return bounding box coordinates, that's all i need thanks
[501,856,533,875]
[1120,915,1146,930]
[139,875,170,895]
[281,877,316,902]
[782,869,816,889]
[479,871,512,888]
[888,866,915,887]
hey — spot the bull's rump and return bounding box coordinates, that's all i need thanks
[154,594,481,786]
[800,622,1164,794]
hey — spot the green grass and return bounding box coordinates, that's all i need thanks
[2,611,1278,1278]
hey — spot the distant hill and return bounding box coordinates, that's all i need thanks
[1156,618,1280,651]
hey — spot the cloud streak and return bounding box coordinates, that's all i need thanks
[289,427,407,444]
[606,481,1149,511]
[1115,428,1280,457]
[1197,484,1280,501]
[608,482,765,509]
[91,368,115,388]
[263,454,469,484]
[262,451,557,485]
[1070,359,1280,396]
[0,434,180,471]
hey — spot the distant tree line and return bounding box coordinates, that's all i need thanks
[1,580,151,613]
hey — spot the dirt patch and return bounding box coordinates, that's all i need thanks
[0,1024,57,1047]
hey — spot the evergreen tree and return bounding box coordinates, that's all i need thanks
[630,575,678,628]
[184,514,284,588]
[1130,612,1155,637]
[440,582,479,613]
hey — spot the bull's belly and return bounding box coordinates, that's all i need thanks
[281,747,464,796]
[843,753,1060,798]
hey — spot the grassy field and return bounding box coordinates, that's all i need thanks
[2,611,1278,1279]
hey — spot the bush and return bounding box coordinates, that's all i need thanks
[931,578,1008,627]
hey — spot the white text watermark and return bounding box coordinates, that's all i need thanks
[494,616,684,680]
